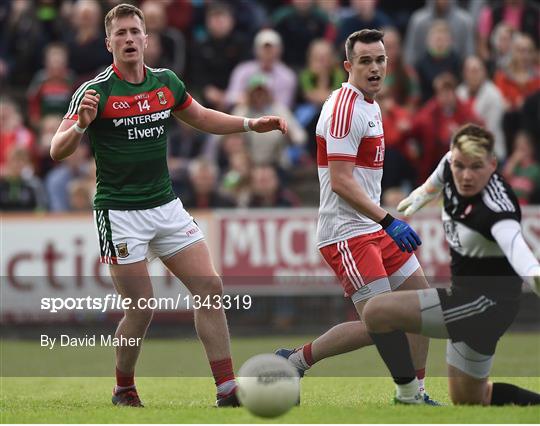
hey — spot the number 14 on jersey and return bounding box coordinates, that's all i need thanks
[137,99,150,112]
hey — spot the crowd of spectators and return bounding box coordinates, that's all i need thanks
[1,0,539,213]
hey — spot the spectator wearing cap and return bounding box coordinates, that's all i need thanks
[232,74,306,171]
[190,2,250,111]
[225,29,297,109]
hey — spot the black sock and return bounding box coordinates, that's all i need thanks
[369,330,416,384]
[491,382,540,406]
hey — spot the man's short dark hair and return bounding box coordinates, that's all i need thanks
[105,3,145,37]
[345,29,384,61]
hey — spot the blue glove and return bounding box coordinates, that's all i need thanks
[380,214,422,253]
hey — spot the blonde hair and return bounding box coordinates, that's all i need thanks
[104,3,145,37]
[451,124,494,159]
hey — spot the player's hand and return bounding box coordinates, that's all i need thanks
[77,89,100,128]
[397,184,440,216]
[250,116,288,134]
[384,217,422,253]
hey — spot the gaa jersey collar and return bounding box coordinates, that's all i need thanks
[341,82,374,104]
[112,63,147,82]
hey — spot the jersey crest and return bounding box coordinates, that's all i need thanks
[443,220,462,248]
[157,90,167,105]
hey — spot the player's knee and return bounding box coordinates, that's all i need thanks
[191,275,223,298]
[363,298,385,331]
[364,295,399,332]
[126,304,154,326]
[449,388,484,405]
[449,379,486,405]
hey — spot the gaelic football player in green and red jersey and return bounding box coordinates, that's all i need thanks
[51,3,287,408]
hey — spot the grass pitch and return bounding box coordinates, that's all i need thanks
[1,334,539,423]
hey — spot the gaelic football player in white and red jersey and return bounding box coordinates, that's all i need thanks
[51,3,286,408]
[277,29,439,405]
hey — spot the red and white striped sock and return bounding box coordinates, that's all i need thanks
[210,358,236,397]
[288,343,314,371]
[115,367,135,393]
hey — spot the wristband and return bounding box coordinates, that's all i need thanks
[243,117,252,132]
[378,213,395,229]
[73,123,87,134]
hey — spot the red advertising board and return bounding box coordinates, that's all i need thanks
[215,207,540,291]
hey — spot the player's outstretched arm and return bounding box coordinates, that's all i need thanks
[329,160,421,252]
[397,153,447,216]
[491,219,540,296]
[174,97,287,135]
[397,181,442,217]
[50,89,100,161]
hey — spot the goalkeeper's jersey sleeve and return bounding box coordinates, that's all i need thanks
[64,64,193,210]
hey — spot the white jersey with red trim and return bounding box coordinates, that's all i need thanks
[316,82,385,248]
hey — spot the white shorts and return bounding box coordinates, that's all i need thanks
[93,198,204,265]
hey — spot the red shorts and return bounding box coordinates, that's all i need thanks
[319,230,417,298]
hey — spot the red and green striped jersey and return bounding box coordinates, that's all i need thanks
[64,64,192,210]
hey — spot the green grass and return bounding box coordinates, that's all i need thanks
[2,377,539,423]
[1,334,539,423]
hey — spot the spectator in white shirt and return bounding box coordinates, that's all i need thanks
[225,29,297,109]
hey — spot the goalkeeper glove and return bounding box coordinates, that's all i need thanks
[397,184,440,216]
[379,213,422,253]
